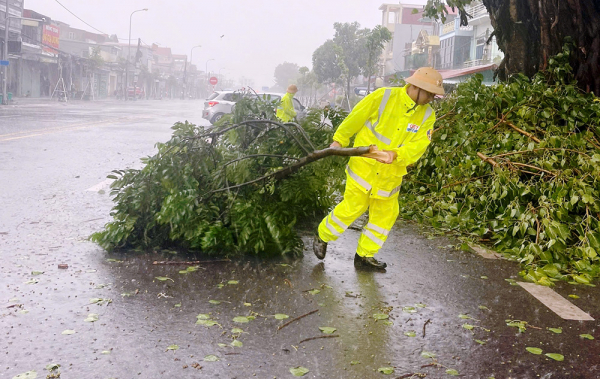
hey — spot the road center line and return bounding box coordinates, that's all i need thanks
[518,282,594,320]
[86,179,114,192]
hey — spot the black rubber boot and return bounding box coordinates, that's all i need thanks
[354,253,387,270]
[313,234,327,260]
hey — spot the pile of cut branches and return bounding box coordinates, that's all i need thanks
[91,96,363,256]
[400,46,600,285]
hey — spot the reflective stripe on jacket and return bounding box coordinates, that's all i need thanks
[276,92,297,122]
[332,85,435,200]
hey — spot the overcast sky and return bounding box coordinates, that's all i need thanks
[24,0,428,88]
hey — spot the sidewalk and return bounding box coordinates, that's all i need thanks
[3,96,116,107]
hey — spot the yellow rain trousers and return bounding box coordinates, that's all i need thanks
[318,85,436,257]
[276,92,297,122]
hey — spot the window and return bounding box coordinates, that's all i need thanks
[207,92,219,100]
[476,45,484,60]
[68,31,75,40]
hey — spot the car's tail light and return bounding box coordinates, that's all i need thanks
[208,101,219,107]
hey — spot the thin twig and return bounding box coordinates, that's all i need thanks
[509,162,556,176]
[396,373,425,379]
[298,334,340,344]
[277,309,319,331]
[491,148,590,159]
[441,175,492,189]
[504,121,541,143]
[422,319,431,338]
[152,259,231,265]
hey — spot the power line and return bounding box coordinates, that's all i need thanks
[53,0,109,36]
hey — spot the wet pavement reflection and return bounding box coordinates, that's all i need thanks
[1,101,599,378]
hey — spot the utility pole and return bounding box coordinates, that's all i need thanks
[132,38,141,100]
[2,0,10,105]
[125,8,147,101]
[183,45,201,99]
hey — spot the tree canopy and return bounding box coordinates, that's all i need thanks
[274,62,300,89]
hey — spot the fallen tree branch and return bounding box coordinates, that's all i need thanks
[477,152,498,167]
[277,309,319,332]
[205,146,372,196]
[221,154,301,169]
[504,121,541,143]
[298,334,340,344]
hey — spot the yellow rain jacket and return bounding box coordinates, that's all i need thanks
[276,92,297,122]
[318,85,436,257]
[333,85,435,200]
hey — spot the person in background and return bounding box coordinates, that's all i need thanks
[313,67,445,270]
[277,84,298,122]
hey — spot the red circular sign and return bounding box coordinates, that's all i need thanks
[209,76,218,85]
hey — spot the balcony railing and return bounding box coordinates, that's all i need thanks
[441,18,473,35]
[465,1,488,19]
[463,58,491,68]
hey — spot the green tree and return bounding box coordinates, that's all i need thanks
[312,39,343,85]
[365,25,392,94]
[274,62,300,89]
[422,0,600,94]
[332,22,368,104]
[298,66,310,76]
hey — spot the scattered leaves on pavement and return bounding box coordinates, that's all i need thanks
[526,347,543,355]
[545,353,564,361]
[319,327,337,334]
[289,367,309,376]
[378,367,395,374]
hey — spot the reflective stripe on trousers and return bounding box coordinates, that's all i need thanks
[318,178,400,258]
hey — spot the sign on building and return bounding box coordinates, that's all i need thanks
[42,24,60,54]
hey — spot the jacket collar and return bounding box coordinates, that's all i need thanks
[400,84,420,115]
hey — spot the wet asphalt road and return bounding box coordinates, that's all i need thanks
[1,99,599,379]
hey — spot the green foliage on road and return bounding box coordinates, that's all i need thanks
[399,45,600,284]
[91,97,349,256]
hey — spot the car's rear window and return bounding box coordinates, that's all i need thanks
[207,92,219,100]
[258,94,281,101]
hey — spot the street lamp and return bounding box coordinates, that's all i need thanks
[2,9,44,105]
[125,8,148,101]
[183,44,201,99]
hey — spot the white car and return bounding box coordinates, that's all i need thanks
[202,91,307,125]
[202,91,243,125]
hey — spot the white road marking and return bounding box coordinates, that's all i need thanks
[86,179,114,192]
[518,282,594,321]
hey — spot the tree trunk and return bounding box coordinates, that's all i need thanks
[481,0,600,94]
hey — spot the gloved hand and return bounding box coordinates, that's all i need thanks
[330,141,342,148]
[362,145,397,164]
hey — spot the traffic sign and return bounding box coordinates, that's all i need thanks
[209,76,218,85]
[0,61,9,66]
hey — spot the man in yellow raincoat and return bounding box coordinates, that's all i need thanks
[276,85,298,122]
[313,67,445,270]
